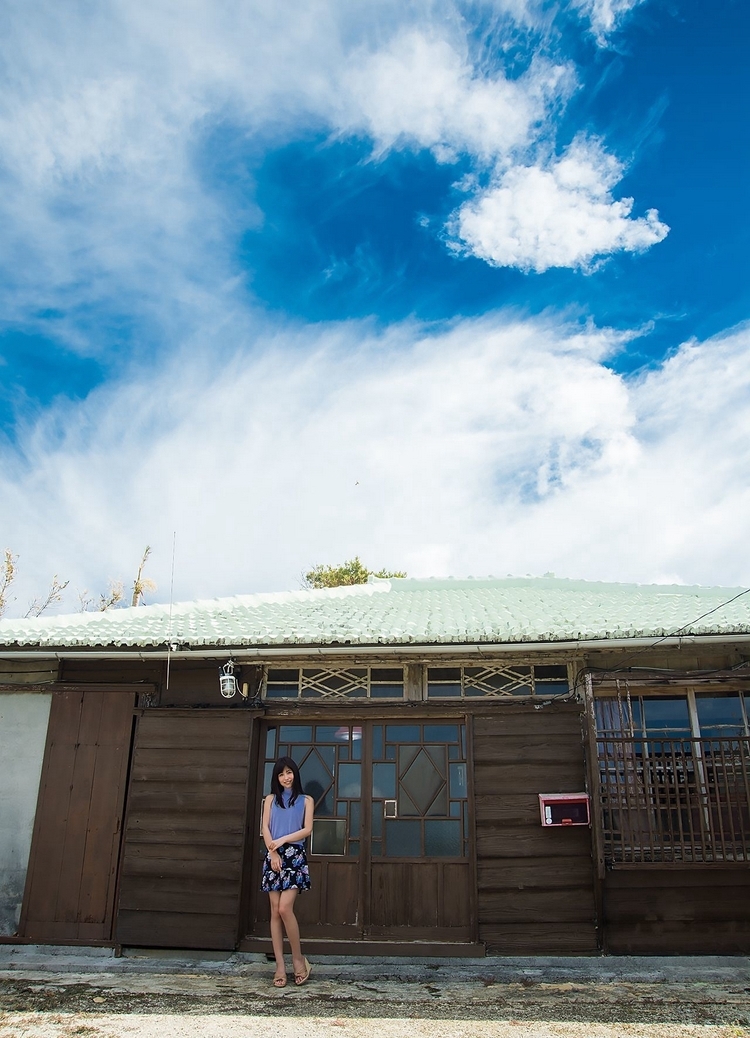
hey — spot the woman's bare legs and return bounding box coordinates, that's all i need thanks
[269,889,305,981]
[277,889,306,978]
[268,892,287,982]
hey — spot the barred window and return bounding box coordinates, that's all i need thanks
[264,666,404,700]
[594,691,750,865]
[426,663,568,698]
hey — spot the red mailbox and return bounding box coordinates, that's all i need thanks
[538,792,590,827]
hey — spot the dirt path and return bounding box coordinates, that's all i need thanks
[2,971,750,1038]
[2,954,749,1037]
[0,1015,749,1038]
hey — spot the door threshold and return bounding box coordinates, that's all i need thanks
[239,938,485,958]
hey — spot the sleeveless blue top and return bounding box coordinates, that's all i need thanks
[269,790,307,845]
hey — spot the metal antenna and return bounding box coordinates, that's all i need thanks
[165,531,177,692]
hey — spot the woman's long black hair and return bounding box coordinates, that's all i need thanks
[270,756,304,808]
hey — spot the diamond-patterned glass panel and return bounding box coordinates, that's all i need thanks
[401,748,444,814]
[375,723,468,858]
[299,749,334,814]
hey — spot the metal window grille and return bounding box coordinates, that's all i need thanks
[263,666,404,700]
[426,663,568,698]
[596,733,750,864]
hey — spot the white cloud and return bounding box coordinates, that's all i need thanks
[571,0,646,43]
[340,31,570,164]
[449,136,669,271]
[0,0,664,338]
[2,315,749,615]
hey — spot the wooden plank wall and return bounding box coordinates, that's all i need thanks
[21,690,135,942]
[473,703,598,954]
[604,869,750,954]
[115,711,254,950]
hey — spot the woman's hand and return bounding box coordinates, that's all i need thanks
[268,838,284,853]
[269,851,282,872]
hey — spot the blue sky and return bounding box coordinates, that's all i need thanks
[0,0,749,612]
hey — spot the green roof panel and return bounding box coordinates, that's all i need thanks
[1,577,750,651]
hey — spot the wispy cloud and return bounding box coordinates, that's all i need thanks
[0,0,665,352]
[570,0,646,43]
[0,0,710,618]
[1,315,748,614]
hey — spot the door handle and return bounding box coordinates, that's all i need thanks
[384,799,397,818]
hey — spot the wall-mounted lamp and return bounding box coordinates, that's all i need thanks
[219,660,256,701]
[220,659,240,698]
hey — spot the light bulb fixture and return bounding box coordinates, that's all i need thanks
[219,659,238,699]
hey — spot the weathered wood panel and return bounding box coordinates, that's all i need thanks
[131,747,249,777]
[369,861,472,937]
[473,713,583,746]
[323,862,360,926]
[0,659,58,684]
[60,661,162,682]
[604,868,750,954]
[21,690,135,942]
[480,923,600,954]
[473,703,598,954]
[480,889,596,925]
[476,828,593,858]
[115,910,235,948]
[475,762,586,789]
[134,719,249,750]
[473,734,584,765]
[443,863,472,927]
[478,856,595,890]
[115,710,253,950]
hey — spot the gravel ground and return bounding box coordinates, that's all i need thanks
[1,951,749,1038]
[0,1015,748,1038]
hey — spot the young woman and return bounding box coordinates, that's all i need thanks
[261,756,314,988]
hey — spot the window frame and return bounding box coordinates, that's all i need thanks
[262,665,406,701]
[426,662,569,699]
[592,686,750,866]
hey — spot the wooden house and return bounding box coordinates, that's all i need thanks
[1,576,749,956]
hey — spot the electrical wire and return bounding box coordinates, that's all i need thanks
[569,585,750,698]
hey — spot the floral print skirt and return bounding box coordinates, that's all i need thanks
[261,843,311,892]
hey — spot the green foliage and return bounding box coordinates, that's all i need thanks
[303,556,406,589]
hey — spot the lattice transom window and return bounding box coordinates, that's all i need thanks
[426,663,568,698]
[264,666,404,700]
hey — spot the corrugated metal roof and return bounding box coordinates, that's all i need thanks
[1,577,749,651]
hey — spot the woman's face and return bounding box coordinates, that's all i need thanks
[278,766,295,789]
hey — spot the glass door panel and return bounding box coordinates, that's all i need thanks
[264,723,362,857]
[371,722,468,858]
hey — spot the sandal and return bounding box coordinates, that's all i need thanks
[294,957,312,986]
[273,973,287,988]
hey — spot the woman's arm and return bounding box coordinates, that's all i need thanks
[267,795,314,850]
[262,795,283,872]
[261,794,276,851]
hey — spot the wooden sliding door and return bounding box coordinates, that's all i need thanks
[115,710,254,949]
[21,690,135,942]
